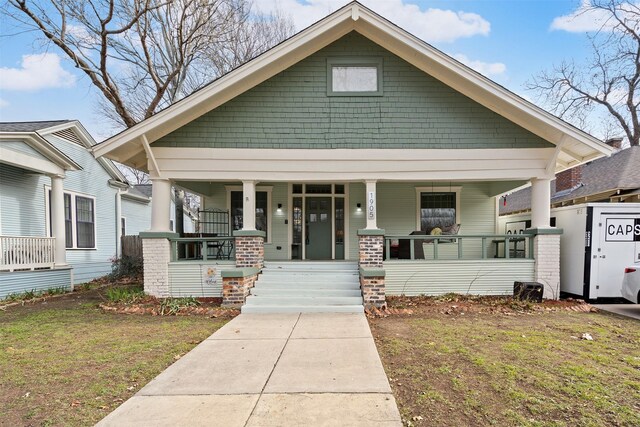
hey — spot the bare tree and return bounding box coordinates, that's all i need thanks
[5,0,294,129]
[118,163,150,184]
[528,0,640,146]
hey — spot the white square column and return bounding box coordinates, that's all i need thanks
[528,177,562,299]
[242,180,256,230]
[150,178,172,232]
[50,175,67,266]
[365,180,377,230]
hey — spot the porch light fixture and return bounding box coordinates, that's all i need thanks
[356,203,362,212]
[277,203,283,212]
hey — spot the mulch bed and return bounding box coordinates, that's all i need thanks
[366,294,597,318]
[99,297,240,318]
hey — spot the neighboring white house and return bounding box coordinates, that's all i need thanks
[0,120,152,298]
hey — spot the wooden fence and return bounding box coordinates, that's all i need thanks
[121,235,143,258]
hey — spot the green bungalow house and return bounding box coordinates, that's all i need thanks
[92,2,613,312]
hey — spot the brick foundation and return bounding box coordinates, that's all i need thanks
[235,235,265,269]
[358,230,386,308]
[142,238,171,297]
[360,276,386,309]
[533,233,561,299]
[222,274,257,307]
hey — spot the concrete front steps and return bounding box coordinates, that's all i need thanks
[241,261,364,313]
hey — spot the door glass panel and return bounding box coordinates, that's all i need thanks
[335,184,344,194]
[335,198,344,260]
[293,184,303,194]
[292,197,302,260]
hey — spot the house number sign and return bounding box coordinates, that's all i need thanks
[368,191,376,220]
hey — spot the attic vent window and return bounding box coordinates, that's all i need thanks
[327,58,383,96]
[53,129,84,146]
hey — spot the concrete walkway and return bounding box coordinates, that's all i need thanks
[97,313,402,426]
[594,304,640,320]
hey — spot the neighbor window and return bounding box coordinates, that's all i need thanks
[47,189,96,249]
[415,187,462,233]
[327,58,383,95]
[75,196,95,248]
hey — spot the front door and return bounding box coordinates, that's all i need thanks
[305,197,332,259]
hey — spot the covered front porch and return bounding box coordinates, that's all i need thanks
[142,172,559,307]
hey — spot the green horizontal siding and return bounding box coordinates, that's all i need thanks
[0,268,72,299]
[155,32,552,150]
[168,261,234,297]
[384,259,535,296]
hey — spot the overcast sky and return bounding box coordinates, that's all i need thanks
[0,0,603,141]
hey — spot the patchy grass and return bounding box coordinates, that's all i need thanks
[370,297,640,427]
[0,287,229,426]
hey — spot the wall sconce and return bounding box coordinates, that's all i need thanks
[277,203,283,212]
[356,203,362,212]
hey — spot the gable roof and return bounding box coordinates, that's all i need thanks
[500,146,640,215]
[93,1,613,171]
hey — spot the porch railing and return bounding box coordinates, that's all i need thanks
[0,236,56,271]
[170,236,235,261]
[384,234,534,261]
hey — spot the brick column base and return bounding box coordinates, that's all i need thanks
[360,275,386,309]
[531,230,562,300]
[358,232,384,268]
[141,234,176,298]
[222,274,258,307]
[234,232,265,269]
[358,229,386,309]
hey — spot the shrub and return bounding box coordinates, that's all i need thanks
[110,255,143,280]
[105,285,145,304]
[159,297,200,316]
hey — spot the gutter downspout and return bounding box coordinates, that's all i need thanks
[116,189,123,258]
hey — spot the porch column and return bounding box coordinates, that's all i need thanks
[150,178,172,232]
[365,180,378,230]
[531,178,551,229]
[242,180,256,231]
[232,181,264,291]
[528,178,562,300]
[142,178,175,298]
[50,175,67,266]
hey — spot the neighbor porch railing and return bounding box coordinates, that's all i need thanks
[0,236,56,271]
[384,234,534,261]
[170,236,235,261]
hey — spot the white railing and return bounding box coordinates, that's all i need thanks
[0,236,56,271]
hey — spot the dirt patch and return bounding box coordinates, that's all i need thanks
[370,296,640,427]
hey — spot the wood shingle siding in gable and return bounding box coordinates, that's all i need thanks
[155,32,552,150]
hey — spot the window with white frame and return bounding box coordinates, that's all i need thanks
[227,186,272,242]
[327,58,383,95]
[47,189,97,249]
[415,187,461,233]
